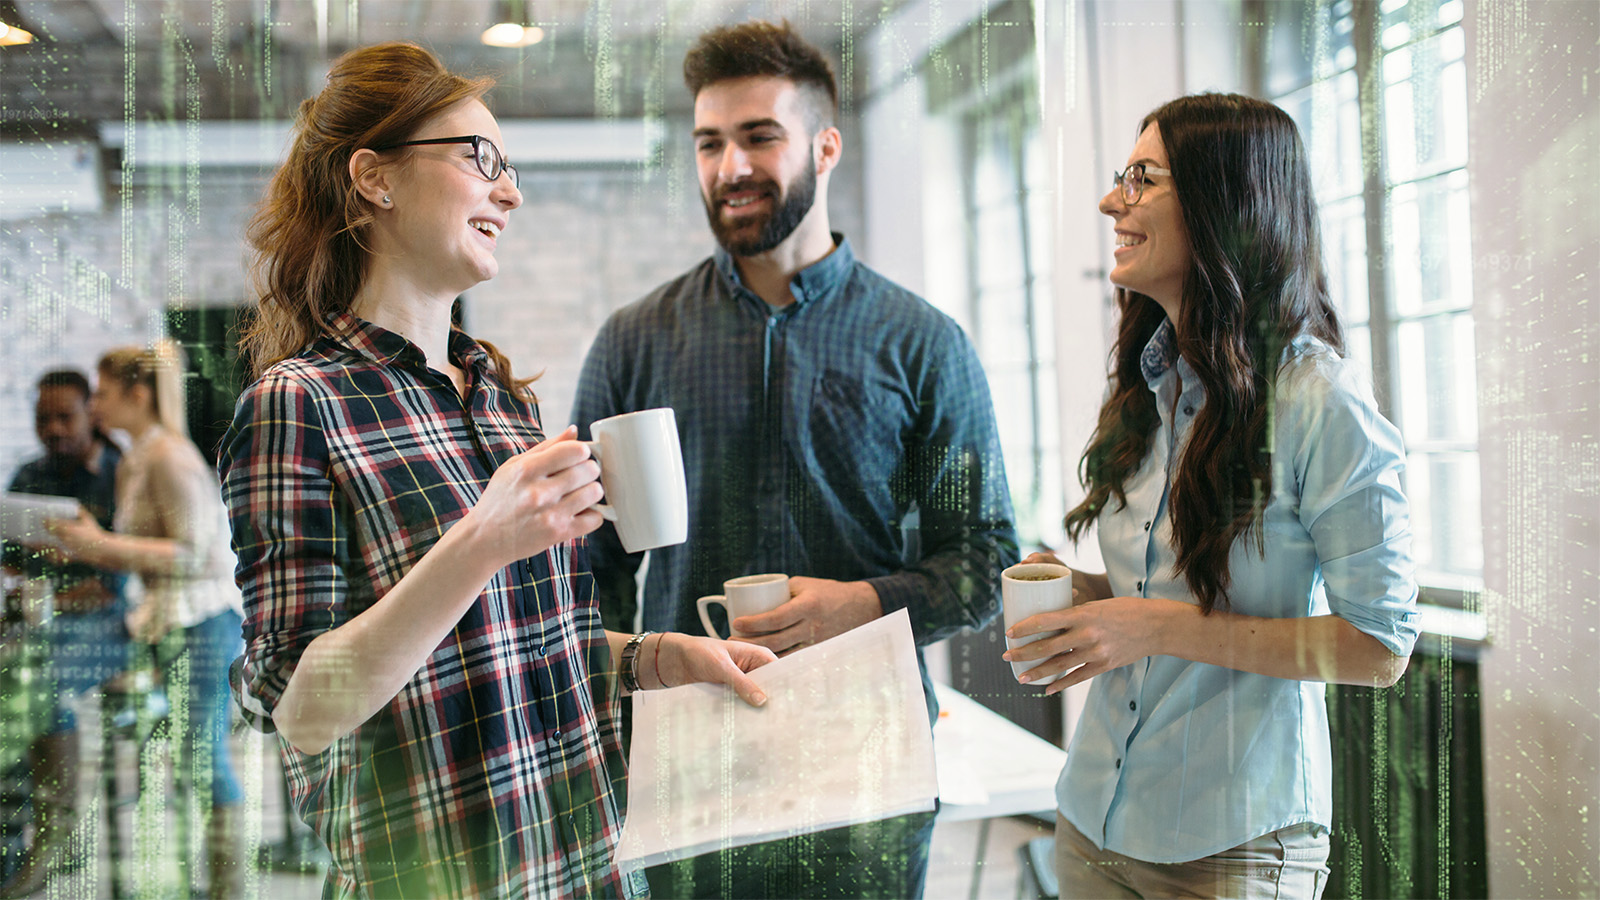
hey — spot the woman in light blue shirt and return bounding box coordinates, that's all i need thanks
[1005,93,1419,898]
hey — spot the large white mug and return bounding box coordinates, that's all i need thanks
[1002,562,1073,685]
[585,408,688,553]
[696,573,790,638]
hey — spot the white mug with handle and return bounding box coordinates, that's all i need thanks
[585,408,688,553]
[696,573,790,638]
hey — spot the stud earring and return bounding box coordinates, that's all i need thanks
[381,195,392,206]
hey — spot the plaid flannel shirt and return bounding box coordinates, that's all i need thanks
[220,313,640,899]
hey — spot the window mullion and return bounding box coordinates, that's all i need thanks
[1352,0,1397,419]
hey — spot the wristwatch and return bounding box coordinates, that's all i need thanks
[620,631,653,693]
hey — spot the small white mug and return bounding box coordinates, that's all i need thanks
[585,408,689,553]
[1002,562,1073,685]
[697,573,790,638]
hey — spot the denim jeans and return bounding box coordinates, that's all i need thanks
[152,610,245,807]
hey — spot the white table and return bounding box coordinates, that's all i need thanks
[931,683,1065,898]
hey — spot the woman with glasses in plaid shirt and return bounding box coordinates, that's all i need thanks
[219,42,773,899]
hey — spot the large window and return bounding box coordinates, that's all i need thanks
[921,2,1063,551]
[962,82,1064,551]
[1259,0,1482,598]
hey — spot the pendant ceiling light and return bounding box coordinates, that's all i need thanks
[482,0,544,48]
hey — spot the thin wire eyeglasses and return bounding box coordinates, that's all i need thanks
[1111,163,1171,205]
[372,135,520,188]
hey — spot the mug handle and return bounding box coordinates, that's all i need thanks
[696,595,726,637]
[584,440,618,522]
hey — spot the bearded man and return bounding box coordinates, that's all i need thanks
[571,20,1017,900]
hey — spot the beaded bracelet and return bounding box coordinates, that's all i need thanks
[620,631,653,693]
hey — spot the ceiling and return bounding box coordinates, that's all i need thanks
[1,0,912,136]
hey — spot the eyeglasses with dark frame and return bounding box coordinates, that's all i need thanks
[372,134,519,188]
[1111,163,1172,206]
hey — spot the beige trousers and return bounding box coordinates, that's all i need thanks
[1054,813,1330,899]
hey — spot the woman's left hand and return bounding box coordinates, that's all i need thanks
[1002,596,1185,695]
[647,633,776,707]
[42,511,105,564]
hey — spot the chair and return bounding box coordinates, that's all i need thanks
[1016,835,1058,899]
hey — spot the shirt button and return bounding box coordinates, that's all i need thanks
[553,729,562,740]
[1183,406,1194,416]
[1129,700,1137,712]
[1136,580,1144,591]
[538,645,548,657]
[1143,521,1151,531]
[1115,758,1122,769]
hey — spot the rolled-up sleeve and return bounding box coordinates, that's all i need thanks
[866,326,1017,643]
[220,371,346,731]
[1290,360,1420,657]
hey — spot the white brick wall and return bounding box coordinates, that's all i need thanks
[1,113,866,476]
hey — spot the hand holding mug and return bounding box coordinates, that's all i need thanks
[466,427,604,565]
[696,574,790,639]
[726,575,883,656]
[999,561,1073,686]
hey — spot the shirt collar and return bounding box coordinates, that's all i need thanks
[326,311,493,376]
[712,232,855,308]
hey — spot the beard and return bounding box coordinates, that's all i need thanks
[703,155,818,257]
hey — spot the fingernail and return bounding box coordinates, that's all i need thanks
[753,691,768,706]
[1018,674,1032,683]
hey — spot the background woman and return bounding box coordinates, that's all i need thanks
[48,341,247,898]
[220,41,772,898]
[1004,93,1419,898]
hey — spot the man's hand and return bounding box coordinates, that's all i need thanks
[55,579,114,614]
[731,576,883,656]
[43,511,106,566]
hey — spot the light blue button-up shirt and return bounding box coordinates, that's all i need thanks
[1058,320,1419,863]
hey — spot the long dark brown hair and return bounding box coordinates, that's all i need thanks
[241,41,534,399]
[1064,93,1344,613]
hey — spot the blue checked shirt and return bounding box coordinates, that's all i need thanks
[571,236,1017,718]
[1059,319,1420,862]
[220,313,640,899]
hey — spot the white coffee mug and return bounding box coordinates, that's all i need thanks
[585,408,689,553]
[697,573,790,638]
[1002,562,1073,685]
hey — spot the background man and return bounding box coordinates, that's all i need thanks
[571,20,1018,899]
[0,369,130,895]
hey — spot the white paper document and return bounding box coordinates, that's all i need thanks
[615,608,937,871]
[0,492,81,549]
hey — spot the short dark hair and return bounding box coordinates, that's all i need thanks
[37,369,91,401]
[683,20,838,131]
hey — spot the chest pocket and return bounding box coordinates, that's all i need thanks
[805,369,913,475]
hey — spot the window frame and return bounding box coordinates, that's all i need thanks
[1247,0,1483,608]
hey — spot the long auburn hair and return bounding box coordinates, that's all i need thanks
[1064,93,1344,613]
[241,41,535,399]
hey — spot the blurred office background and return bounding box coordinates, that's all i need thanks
[0,0,1594,896]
